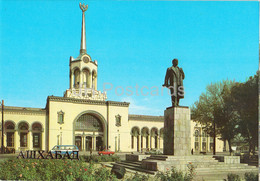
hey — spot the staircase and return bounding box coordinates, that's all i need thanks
[105,155,257,181]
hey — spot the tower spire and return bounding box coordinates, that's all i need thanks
[79,3,88,54]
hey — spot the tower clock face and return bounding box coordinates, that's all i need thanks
[83,56,89,63]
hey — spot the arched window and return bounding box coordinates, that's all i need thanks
[194,129,199,151]
[141,127,149,149]
[159,128,164,138]
[18,122,29,148]
[151,128,158,149]
[5,121,15,147]
[32,123,42,149]
[131,127,140,150]
[82,68,90,88]
[92,71,97,90]
[74,69,80,88]
[202,131,206,151]
[75,114,103,132]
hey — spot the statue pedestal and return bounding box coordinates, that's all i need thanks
[163,106,191,156]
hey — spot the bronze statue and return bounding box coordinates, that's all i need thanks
[163,58,185,107]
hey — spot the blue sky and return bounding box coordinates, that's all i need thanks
[0,1,258,116]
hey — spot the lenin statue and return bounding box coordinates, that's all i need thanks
[162,58,185,107]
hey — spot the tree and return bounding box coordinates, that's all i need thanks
[191,80,237,155]
[230,72,258,154]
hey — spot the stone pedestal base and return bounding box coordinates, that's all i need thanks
[163,106,191,156]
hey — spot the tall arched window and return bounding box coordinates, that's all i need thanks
[32,122,42,149]
[18,122,29,148]
[151,128,158,149]
[131,127,140,151]
[159,128,164,149]
[75,114,103,132]
[82,68,90,88]
[5,121,15,147]
[141,127,149,150]
[74,69,80,88]
[92,71,97,90]
[202,131,206,151]
[194,129,199,151]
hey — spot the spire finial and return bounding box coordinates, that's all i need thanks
[79,3,88,54]
[79,3,88,12]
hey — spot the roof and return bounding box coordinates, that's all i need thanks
[47,96,130,107]
[129,114,164,122]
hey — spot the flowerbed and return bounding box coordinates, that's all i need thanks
[0,158,116,180]
[79,155,120,163]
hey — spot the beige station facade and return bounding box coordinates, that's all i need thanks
[0,4,226,154]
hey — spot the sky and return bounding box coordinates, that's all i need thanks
[0,1,259,116]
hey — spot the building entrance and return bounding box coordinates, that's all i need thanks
[74,113,104,151]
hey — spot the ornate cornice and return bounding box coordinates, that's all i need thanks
[129,114,164,122]
[47,96,130,107]
[2,106,46,115]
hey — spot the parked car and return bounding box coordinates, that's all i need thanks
[98,149,115,156]
[50,145,79,155]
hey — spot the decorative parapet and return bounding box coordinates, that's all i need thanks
[0,106,46,115]
[64,88,107,101]
[48,96,129,107]
[129,114,164,122]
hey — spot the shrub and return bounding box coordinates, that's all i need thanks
[145,149,163,155]
[244,172,258,181]
[155,165,195,181]
[0,158,116,180]
[80,155,120,163]
[126,172,151,181]
[226,173,240,181]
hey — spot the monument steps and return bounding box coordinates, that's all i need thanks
[195,171,258,181]
[116,160,142,167]
[103,154,257,181]
[110,161,156,175]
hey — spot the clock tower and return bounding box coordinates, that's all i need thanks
[64,3,107,101]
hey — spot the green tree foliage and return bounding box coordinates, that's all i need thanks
[191,72,258,154]
[191,80,237,154]
[230,72,258,154]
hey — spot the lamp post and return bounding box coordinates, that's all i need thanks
[1,100,4,154]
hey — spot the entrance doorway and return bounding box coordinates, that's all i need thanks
[75,136,82,151]
[96,136,103,151]
[74,113,107,151]
[85,136,92,151]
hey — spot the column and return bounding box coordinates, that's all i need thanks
[89,71,92,89]
[138,135,141,152]
[3,133,6,147]
[70,71,73,89]
[82,136,85,151]
[141,136,143,152]
[31,132,34,150]
[115,136,117,152]
[60,132,62,145]
[160,137,164,150]
[79,71,82,88]
[150,136,153,149]
[147,136,150,150]
[118,134,120,152]
[157,136,159,149]
[93,136,96,151]
[158,136,160,149]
